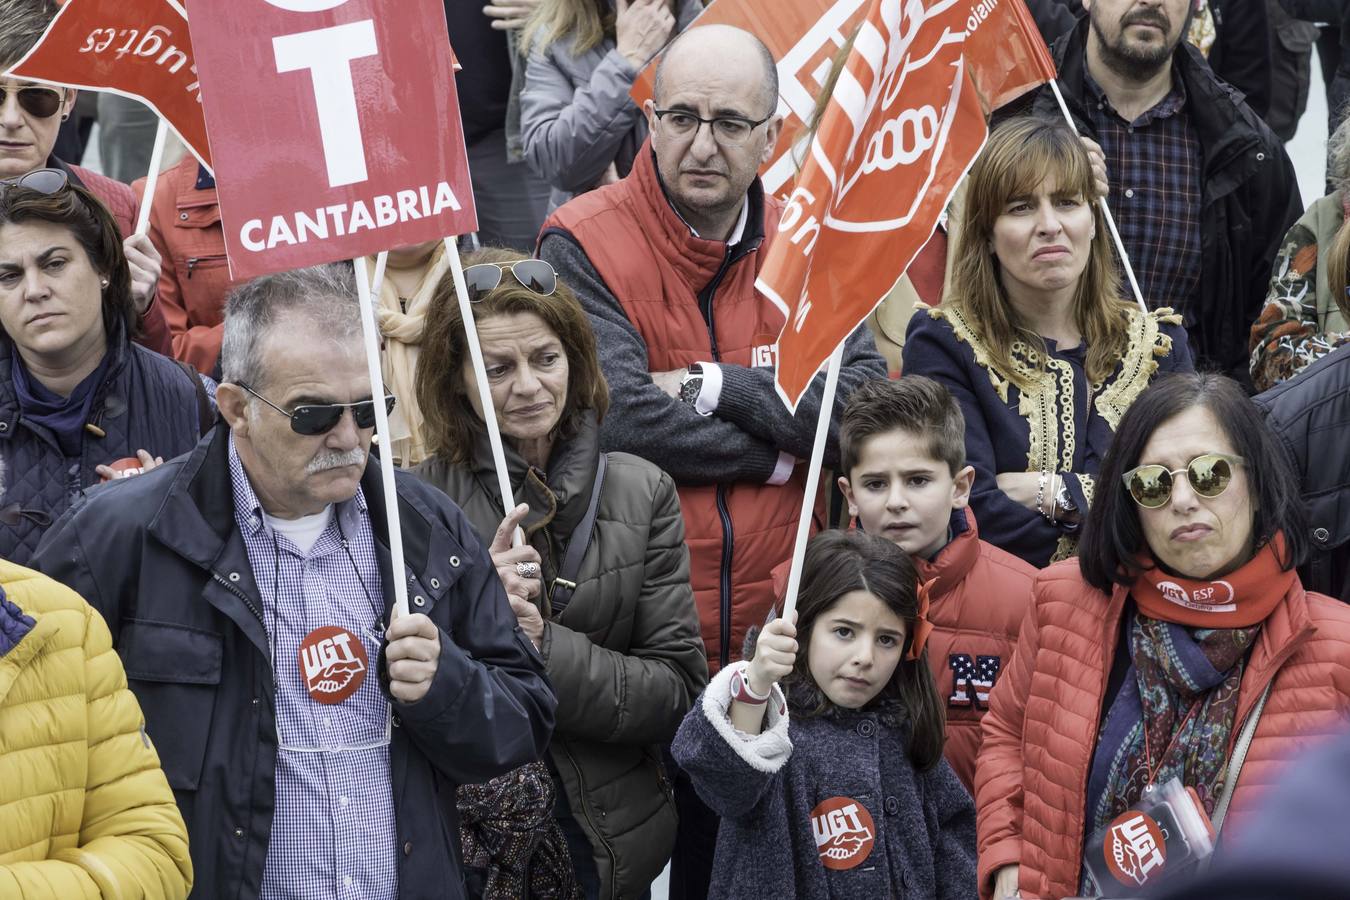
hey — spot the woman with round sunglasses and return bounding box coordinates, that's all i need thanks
[413,247,707,899]
[902,117,1194,570]
[0,18,172,357]
[0,175,209,564]
[975,372,1350,900]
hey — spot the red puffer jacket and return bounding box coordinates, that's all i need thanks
[916,508,1036,792]
[975,560,1350,899]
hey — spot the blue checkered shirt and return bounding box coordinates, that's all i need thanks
[1085,64,1203,311]
[229,438,399,900]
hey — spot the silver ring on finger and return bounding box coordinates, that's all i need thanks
[515,562,540,579]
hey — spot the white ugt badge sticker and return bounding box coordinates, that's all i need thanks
[298,625,369,704]
[811,796,876,870]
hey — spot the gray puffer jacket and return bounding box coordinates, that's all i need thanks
[413,411,708,899]
[520,0,704,210]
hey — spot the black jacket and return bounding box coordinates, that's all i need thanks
[1025,19,1301,383]
[31,424,557,899]
[0,319,206,564]
[1255,347,1350,604]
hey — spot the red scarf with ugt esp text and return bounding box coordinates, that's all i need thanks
[1131,533,1296,628]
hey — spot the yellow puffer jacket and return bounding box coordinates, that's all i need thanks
[0,560,192,898]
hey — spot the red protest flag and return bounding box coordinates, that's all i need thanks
[6,0,212,172]
[185,0,476,280]
[756,0,1055,408]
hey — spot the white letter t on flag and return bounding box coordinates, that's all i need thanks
[273,20,378,187]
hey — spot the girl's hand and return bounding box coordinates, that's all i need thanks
[745,611,797,695]
[992,864,1020,898]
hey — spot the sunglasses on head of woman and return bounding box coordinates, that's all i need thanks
[0,167,68,196]
[462,259,557,304]
[0,85,64,119]
[1120,453,1247,509]
[238,383,397,436]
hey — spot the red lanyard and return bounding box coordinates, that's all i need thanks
[1142,700,1203,789]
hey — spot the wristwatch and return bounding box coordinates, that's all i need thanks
[729,663,770,705]
[678,363,705,409]
[1055,480,1078,515]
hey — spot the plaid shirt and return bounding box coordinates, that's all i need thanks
[1085,65,1203,311]
[229,437,398,900]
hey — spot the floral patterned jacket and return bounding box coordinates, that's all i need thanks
[1249,191,1350,392]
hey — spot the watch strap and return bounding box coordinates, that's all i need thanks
[730,663,769,705]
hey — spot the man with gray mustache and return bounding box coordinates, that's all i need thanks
[1018,0,1299,388]
[32,263,556,900]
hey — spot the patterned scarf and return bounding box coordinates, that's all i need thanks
[457,761,582,900]
[1089,616,1259,831]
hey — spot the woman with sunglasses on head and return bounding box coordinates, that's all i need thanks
[902,117,1194,570]
[975,372,1350,900]
[1,0,173,356]
[413,247,707,899]
[0,173,209,564]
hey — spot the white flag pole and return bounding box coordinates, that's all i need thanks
[133,118,169,237]
[368,250,389,298]
[354,254,411,618]
[1048,80,1147,313]
[779,342,846,622]
[442,237,522,547]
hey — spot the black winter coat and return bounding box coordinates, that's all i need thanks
[1025,19,1302,384]
[1256,346,1350,604]
[31,425,557,899]
[0,322,206,563]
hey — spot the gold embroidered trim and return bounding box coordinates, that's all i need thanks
[1095,307,1177,431]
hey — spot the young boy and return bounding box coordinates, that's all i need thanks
[837,376,1036,791]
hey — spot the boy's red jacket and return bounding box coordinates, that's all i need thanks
[768,509,1034,791]
[914,508,1035,791]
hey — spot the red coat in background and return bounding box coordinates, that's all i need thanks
[975,560,1350,900]
[916,508,1036,792]
[133,156,240,374]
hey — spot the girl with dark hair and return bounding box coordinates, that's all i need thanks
[0,172,208,563]
[672,529,976,900]
[977,372,1350,900]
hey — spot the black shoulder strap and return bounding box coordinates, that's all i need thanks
[549,453,607,616]
[174,360,214,436]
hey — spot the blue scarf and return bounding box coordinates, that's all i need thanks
[11,351,111,458]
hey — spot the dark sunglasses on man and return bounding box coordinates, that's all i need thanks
[238,383,397,436]
[462,259,557,304]
[0,85,64,119]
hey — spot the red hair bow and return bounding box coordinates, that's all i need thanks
[907,578,936,662]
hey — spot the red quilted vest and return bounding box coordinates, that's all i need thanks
[544,142,804,673]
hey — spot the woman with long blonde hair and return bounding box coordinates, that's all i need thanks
[902,116,1194,568]
[519,0,703,209]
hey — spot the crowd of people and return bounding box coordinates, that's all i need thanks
[4,0,1350,898]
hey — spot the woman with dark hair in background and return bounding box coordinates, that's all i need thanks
[903,116,1193,569]
[0,171,208,563]
[414,247,706,899]
[976,372,1350,900]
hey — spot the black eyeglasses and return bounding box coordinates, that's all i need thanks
[238,384,396,436]
[652,108,773,147]
[1121,453,1247,509]
[463,259,557,304]
[0,85,64,119]
[0,167,68,195]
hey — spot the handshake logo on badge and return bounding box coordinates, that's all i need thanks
[298,625,369,705]
[810,796,876,871]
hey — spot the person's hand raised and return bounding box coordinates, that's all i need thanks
[616,0,676,70]
[482,0,539,31]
